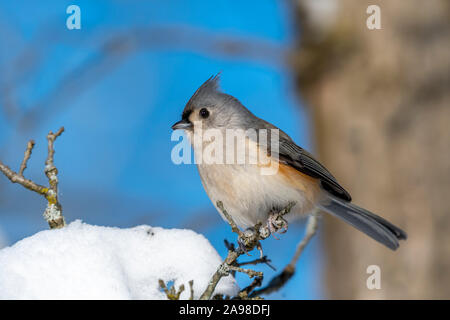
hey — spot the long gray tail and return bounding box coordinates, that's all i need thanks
[318,195,407,250]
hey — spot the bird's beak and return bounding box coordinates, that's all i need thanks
[171,119,192,130]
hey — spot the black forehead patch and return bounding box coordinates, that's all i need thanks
[182,107,192,120]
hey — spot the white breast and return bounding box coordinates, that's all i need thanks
[197,162,317,229]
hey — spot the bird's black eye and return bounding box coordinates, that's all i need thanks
[199,108,209,119]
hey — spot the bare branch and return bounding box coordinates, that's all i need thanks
[199,200,296,300]
[237,256,276,271]
[228,265,263,278]
[45,127,64,192]
[0,127,66,229]
[217,200,243,237]
[46,127,64,170]
[0,161,48,194]
[18,140,35,176]
[236,276,263,300]
[42,127,66,229]
[249,212,319,298]
[199,249,240,300]
[287,211,319,269]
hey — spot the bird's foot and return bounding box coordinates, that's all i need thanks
[237,228,262,256]
[266,211,289,239]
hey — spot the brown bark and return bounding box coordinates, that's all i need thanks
[291,0,450,298]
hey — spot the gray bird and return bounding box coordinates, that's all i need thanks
[172,74,407,250]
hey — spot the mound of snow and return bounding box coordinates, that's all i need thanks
[0,220,238,299]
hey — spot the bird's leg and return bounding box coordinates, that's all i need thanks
[256,241,264,259]
[237,227,257,255]
[266,208,289,239]
[238,240,265,258]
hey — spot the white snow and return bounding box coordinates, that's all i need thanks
[0,220,239,299]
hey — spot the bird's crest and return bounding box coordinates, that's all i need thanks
[194,73,221,97]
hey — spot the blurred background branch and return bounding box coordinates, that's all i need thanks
[1,25,287,133]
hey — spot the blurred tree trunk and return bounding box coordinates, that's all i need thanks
[291,0,450,299]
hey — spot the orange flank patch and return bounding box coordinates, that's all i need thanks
[277,162,321,203]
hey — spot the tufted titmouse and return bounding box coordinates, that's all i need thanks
[172,74,407,250]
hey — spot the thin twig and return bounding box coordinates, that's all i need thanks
[237,256,276,271]
[18,140,35,176]
[188,280,194,300]
[158,279,185,300]
[217,201,243,237]
[158,279,171,296]
[235,276,263,300]
[228,265,263,278]
[0,162,48,195]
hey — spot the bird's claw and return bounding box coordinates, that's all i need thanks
[256,241,264,259]
[237,228,260,256]
[266,212,289,239]
[237,238,251,256]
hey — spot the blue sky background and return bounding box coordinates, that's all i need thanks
[0,0,323,299]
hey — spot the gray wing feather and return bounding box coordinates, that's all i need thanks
[251,118,352,202]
